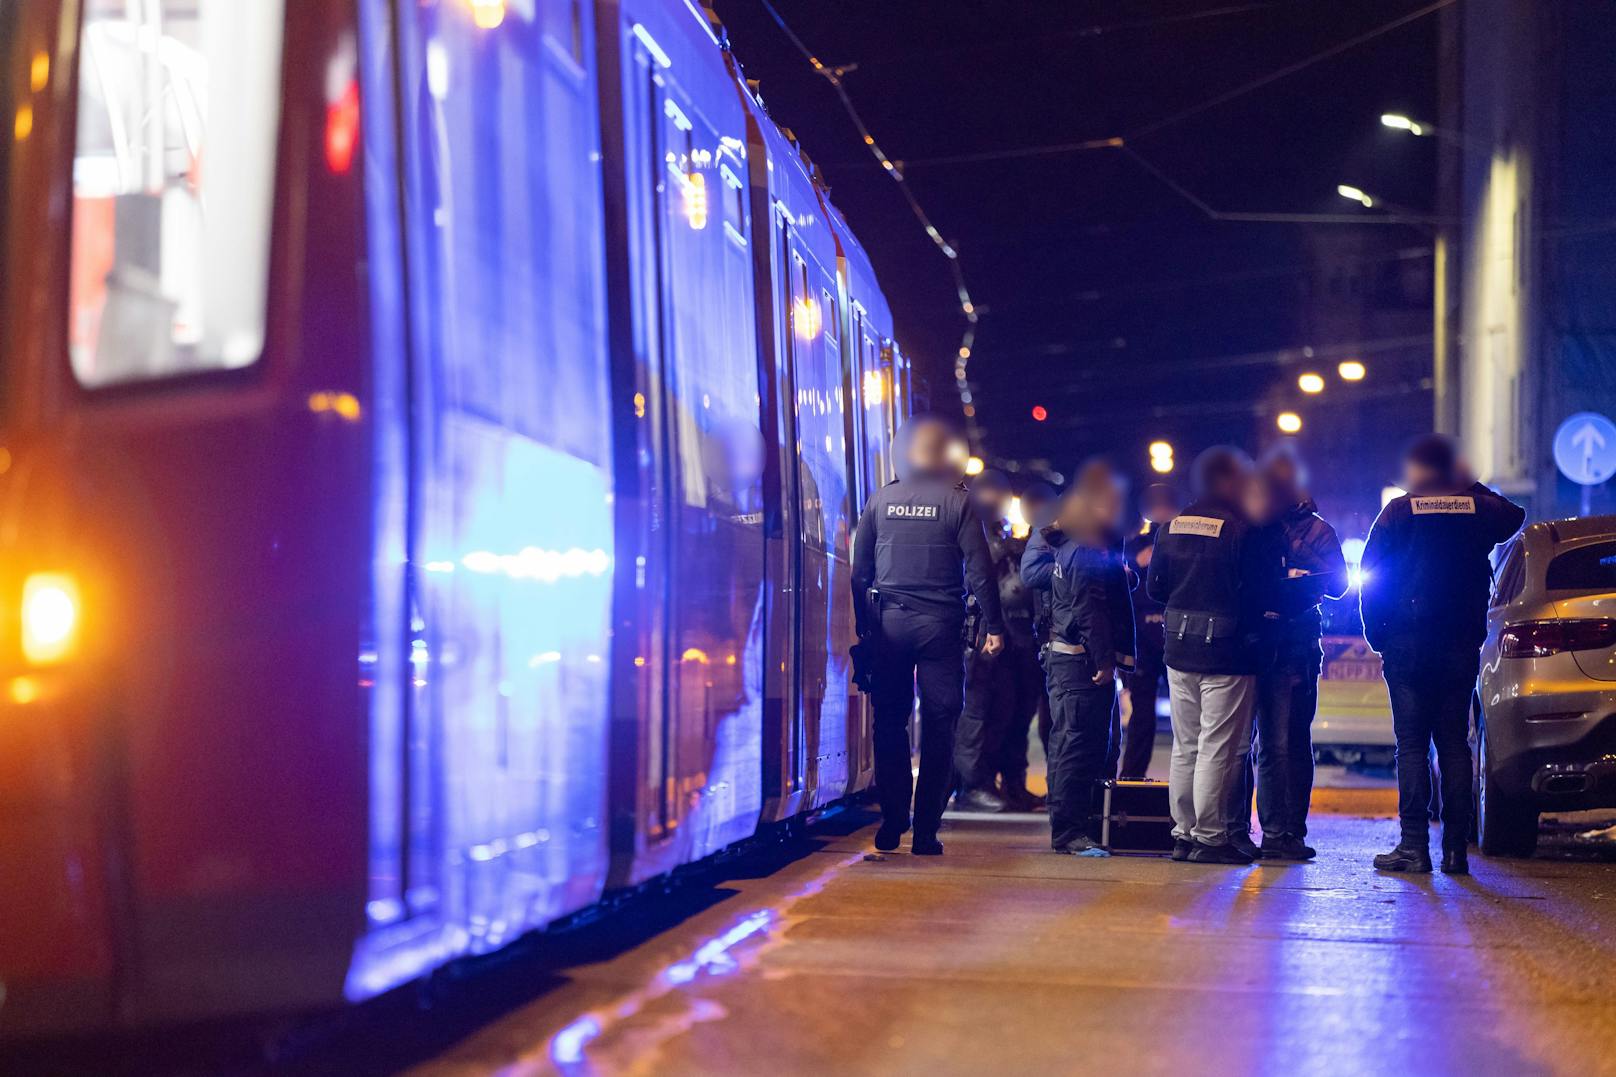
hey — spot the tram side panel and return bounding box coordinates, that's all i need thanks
[598,0,766,888]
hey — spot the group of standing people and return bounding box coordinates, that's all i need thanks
[852,416,1524,872]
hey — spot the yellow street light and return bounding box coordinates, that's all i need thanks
[1338,359,1367,381]
[1276,412,1303,435]
[1150,455,1174,475]
[1298,372,1325,394]
[965,456,985,476]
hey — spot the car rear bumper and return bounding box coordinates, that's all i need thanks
[1484,686,1616,809]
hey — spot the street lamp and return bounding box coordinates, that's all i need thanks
[1276,412,1303,434]
[1337,184,1375,208]
[1380,113,1428,136]
[1148,440,1174,474]
[1298,372,1325,394]
[1338,359,1367,381]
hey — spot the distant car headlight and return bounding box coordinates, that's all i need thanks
[1500,618,1616,659]
[21,573,80,665]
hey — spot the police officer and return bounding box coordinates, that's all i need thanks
[852,417,1006,856]
[1146,447,1283,864]
[954,469,1018,812]
[1361,435,1524,875]
[1121,484,1181,779]
[1022,481,1060,758]
[1022,462,1135,856]
[1234,445,1348,861]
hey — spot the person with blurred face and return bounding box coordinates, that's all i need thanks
[1022,460,1136,856]
[1121,483,1182,779]
[851,417,1005,856]
[1361,435,1524,875]
[955,469,1045,812]
[1228,444,1348,861]
[1019,480,1061,758]
[1146,447,1283,864]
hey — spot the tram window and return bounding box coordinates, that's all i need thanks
[68,0,284,387]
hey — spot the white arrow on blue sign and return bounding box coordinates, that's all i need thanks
[1553,412,1616,486]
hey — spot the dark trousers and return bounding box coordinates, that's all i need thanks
[872,606,965,837]
[1122,650,1166,779]
[1382,641,1479,852]
[1235,658,1321,839]
[956,640,1041,792]
[1045,651,1116,848]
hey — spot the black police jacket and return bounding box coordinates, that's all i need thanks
[1145,498,1283,675]
[851,474,1006,636]
[1359,482,1526,653]
[1021,528,1136,672]
[1266,500,1350,665]
[986,527,1038,648]
[1125,527,1166,657]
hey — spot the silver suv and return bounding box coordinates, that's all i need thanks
[1475,515,1616,857]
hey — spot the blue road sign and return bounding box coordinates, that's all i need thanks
[1554,412,1616,486]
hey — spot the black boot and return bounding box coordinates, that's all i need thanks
[1229,831,1262,861]
[874,820,908,852]
[955,787,1008,813]
[911,834,944,856]
[1441,847,1469,875]
[1372,844,1432,873]
[1261,835,1317,861]
[1188,841,1255,865]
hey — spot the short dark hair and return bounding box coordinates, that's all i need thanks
[1021,480,1058,505]
[1191,445,1252,500]
[1405,433,1458,483]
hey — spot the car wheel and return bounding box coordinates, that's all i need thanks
[1476,715,1539,858]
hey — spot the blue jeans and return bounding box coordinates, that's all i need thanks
[1234,658,1321,840]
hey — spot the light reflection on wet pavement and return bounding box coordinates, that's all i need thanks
[406,782,1616,1077]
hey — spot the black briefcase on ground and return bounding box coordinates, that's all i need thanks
[1086,779,1175,854]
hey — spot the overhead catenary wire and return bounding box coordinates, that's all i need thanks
[896,0,1457,169]
[752,0,986,444]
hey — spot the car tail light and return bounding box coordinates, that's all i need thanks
[1500,619,1616,659]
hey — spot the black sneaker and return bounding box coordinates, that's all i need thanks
[955,788,1008,813]
[874,821,908,852]
[911,834,944,856]
[1171,838,1194,861]
[1054,835,1111,858]
[1372,844,1432,873]
[1230,832,1262,861]
[1188,841,1255,865]
[1261,835,1317,861]
[1441,848,1470,875]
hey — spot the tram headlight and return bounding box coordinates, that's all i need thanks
[22,573,80,666]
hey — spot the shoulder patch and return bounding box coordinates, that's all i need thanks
[887,503,940,520]
[1410,495,1476,515]
[1169,515,1226,538]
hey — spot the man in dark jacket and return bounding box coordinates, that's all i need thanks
[852,417,1005,856]
[954,470,1043,812]
[1233,445,1349,861]
[1121,484,1181,778]
[1147,447,1284,865]
[1022,461,1135,856]
[1361,435,1525,875]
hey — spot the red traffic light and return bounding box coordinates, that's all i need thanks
[1031,405,1048,422]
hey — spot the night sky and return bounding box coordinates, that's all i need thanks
[709,0,1441,503]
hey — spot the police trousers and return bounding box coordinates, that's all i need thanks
[871,605,966,837]
[1382,640,1478,853]
[1045,651,1116,848]
[1167,668,1256,845]
[956,640,1042,792]
[1122,648,1167,779]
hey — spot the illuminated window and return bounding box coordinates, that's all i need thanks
[68,1,285,387]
